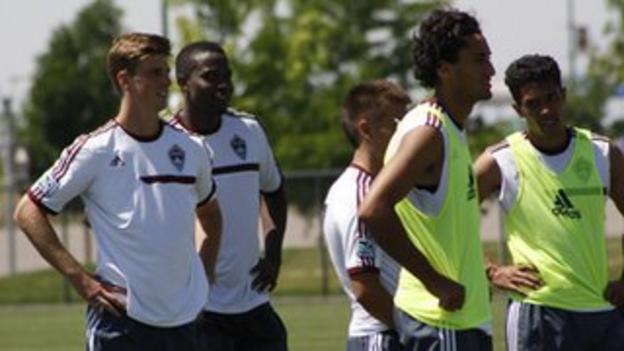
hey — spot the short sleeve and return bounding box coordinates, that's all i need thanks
[195,139,217,205]
[344,211,380,276]
[248,120,282,193]
[27,135,97,214]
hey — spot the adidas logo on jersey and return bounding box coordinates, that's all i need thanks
[551,189,581,219]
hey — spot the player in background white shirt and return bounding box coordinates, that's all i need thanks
[323,80,410,351]
[14,33,222,351]
[173,41,288,351]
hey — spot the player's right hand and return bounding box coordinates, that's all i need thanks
[71,273,127,316]
[427,274,465,311]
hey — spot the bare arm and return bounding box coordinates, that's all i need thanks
[350,272,395,328]
[251,185,287,292]
[474,151,502,203]
[197,198,223,284]
[358,126,464,311]
[475,150,542,293]
[605,142,624,306]
[14,195,124,314]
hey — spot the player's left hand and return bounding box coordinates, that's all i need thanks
[604,280,624,307]
[250,257,281,292]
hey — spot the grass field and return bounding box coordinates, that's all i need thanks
[0,239,621,350]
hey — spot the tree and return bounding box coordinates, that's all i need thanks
[170,0,444,170]
[21,0,122,179]
[563,0,624,136]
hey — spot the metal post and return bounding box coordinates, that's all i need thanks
[161,0,169,38]
[567,0,577,86]
[316,176,329,297]
[2,98,17,275]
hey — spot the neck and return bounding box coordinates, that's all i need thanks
[352,145,383,175]
[180,104,222,134]
[115,96,161,137]
[527,127,570,154]
[435,89,475,129]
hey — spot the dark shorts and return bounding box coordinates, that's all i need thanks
[347,330,404,351]
[506,300,624,351]
[198,302,288,351]
[395,308,492,351]
[85,306,202,351]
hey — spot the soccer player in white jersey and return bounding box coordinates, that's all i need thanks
[475,54,624,350]
[172,41,288,351]
[323,80,410,351]
[13,33,222,351]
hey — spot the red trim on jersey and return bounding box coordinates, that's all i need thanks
[348,266,380,276]
[27,189,58,215]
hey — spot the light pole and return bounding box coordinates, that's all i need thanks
[567,0,577,87]
[1,97,17,275]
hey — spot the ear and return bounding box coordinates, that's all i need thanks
[357,115,373,142]
[437,61,453,82]
[116,70,130,92]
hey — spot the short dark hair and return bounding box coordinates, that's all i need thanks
[175,41,226,83]
[412,9,481,88]
[341,80,411,147]
[107,32,171,94]
[505,54,562,103]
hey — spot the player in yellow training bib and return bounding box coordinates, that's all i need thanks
[475,54,624,350]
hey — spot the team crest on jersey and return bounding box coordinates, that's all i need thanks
[169,144,185,172]
[356,238,375,261]
[573,157,592,182]
[230,134,247,160]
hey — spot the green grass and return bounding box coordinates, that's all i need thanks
[0,239,621,350]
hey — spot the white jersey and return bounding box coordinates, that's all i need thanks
[489,131,610,213]
[170,109,282,314]
[28,120,216,327]
[323,165,400,337]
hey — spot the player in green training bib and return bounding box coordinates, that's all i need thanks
[359,9,494,351]
[475,54,624,350]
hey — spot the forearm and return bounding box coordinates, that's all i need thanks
[363,208,442,289]
[262,187,287,262]
[357,286,395,328]
[14,197,87,280]
[197,199,223,283]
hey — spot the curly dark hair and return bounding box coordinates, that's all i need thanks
[412,9,481,88]
[504,54,562,103]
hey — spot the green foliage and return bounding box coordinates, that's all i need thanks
[171,0,444,170]
[21,0,122,178]
[564,0,624,136]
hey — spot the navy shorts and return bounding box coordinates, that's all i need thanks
[395,308,492,351]
[198,302,287,351]
[85,306,202,351]
[347,329,404,351]
[506,300,624,351]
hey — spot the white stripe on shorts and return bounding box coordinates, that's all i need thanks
[507,300,521,351]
